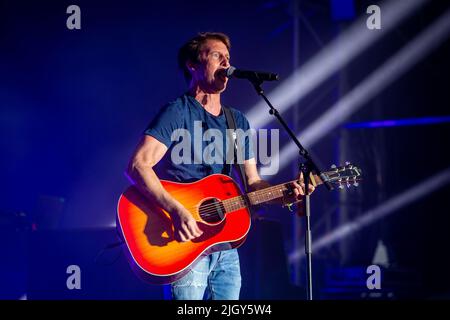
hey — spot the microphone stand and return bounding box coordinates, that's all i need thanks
[247,76,334,301]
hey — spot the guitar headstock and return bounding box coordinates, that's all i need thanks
[321,162,362,190]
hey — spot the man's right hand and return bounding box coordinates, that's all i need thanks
[171,207,204,242]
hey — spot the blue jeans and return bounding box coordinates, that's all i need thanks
[170,248,241,300]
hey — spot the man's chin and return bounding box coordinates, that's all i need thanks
[214,79,228,93]
[202,79,227,94]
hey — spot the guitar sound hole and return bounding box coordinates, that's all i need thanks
[199,198,225,223]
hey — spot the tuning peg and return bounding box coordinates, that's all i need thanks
[345,161,351,165]
[338,184,344,190]
[353,182,359,187]
[331,164,337,169]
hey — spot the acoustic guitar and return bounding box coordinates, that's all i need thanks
[117,163,361,284]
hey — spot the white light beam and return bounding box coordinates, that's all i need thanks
[289,167,450,263]
[246,0,429,129]
[275,7,450,174]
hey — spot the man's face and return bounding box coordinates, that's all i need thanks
[190,39,230,93]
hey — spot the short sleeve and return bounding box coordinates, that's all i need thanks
[144,103,184,148]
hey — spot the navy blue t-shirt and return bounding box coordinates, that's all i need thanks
[145,93,254,182]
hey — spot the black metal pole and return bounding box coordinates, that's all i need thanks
[301,162,313,300]
[248,78,333,300]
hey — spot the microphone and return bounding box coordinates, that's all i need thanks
[224,66,279,82]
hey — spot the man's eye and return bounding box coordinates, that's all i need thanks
[211,52,220,59]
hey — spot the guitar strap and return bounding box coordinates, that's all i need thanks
[223,106,249,193]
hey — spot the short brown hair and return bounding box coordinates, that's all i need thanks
[177,32,231,81]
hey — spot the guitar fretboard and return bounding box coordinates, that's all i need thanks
[221,173,322,213]
[221,180,295,213]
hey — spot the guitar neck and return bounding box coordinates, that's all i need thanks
[222,174,323,213]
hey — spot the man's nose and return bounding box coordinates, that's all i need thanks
[221,58,230,68]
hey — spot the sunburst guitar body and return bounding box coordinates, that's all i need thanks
[117,174,250,284]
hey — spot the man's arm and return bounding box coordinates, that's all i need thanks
[126,135,203,242]
[244,158,271,191]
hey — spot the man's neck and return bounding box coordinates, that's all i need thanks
[188,86,222,116]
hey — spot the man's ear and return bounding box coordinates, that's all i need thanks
[186,62,195,72]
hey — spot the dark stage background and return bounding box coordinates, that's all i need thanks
[1,0,449,300]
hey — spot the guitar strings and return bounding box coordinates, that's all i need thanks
[154,169,359,218]
[181,182,297,217]
[170,174,353,216]
[176,177,325,216]
[176,176,359,217]
[192,181,293,211]
[186,179,360,218]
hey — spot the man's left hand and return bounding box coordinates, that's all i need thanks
[292,171,315,198]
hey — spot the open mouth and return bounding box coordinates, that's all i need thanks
[216,69,227,81]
